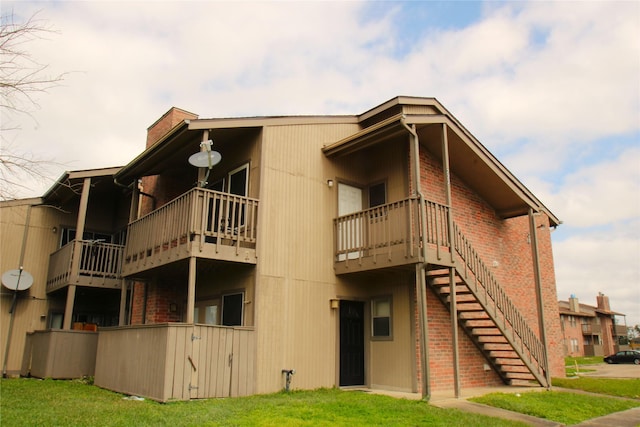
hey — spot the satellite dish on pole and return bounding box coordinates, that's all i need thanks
[188,150,222,168]
[2,269,34,291]
[189,140,222,187]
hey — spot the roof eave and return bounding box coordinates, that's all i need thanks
[114,121,190,184]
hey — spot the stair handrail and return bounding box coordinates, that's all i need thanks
[451,221,548,376]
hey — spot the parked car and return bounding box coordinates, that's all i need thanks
[604,350,640,364]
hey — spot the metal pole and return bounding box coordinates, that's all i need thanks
[2,204,32,377]
[2,268,23,377]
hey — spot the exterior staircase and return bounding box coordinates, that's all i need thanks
[425,221,549,388]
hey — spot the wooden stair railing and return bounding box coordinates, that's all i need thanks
[425,213,549,388]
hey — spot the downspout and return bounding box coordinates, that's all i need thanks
[114,176,156,214]
[401,117,430,400]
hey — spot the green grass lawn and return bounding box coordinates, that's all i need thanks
[0,379,527,427]
[565,356,604,366]
[553,377,640,399]
[470,390,639,425]
[564,366,595,377]
[470,377,640,425]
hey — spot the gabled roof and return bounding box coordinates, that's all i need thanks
[323,96,560,225]
[114,96,560,225]
[558,300,625,317]
[115,114,359,184]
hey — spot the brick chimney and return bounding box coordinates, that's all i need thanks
[596,292,611,312]
[146,107,198,148]
[139,107,198,216]
[569,294,580,313]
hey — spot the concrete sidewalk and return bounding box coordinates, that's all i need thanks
[571,407,640,427]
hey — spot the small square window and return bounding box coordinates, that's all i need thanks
[372,297,392,339]
[369,182,386,208]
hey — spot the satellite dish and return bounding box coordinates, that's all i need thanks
[188,150,222,168]
[2,269,34,291]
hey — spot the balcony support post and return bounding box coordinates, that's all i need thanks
[119,279,128,326]
[186,256,197,323]
[403,118,431,399]
[529,208,551,388]
[449,267,461,398]
[69,178,91,285]
[415,264,430,399]
[441,123,455,264]
[62,285,77,330]
[76,177,91,240]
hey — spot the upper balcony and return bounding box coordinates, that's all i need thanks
[613,324,628,336]
[581,323,602,335]
[122,188,258,277]
[47,240,124,293]
[333,198,456,274]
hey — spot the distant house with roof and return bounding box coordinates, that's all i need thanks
[558,293,628,357]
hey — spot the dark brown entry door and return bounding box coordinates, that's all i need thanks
[340,300,365,386]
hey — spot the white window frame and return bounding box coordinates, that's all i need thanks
[371,296,392,340]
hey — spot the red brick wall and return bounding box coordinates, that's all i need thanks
[426,288,503,390]
[144,280,183,323]
[561,315,585,356]
[600,315,615,356]
[130,282,145,325]
[130,280,184,324]
[411,281,503,393]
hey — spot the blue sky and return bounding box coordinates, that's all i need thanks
[2,1,639,326]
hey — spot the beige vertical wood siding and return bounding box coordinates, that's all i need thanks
[254,123,357,393]
[1,202,67,375]
[253,123,415,394]
[22,330,98,379]
[94,324,254,401]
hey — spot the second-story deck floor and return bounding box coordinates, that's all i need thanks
[122,187,259,277]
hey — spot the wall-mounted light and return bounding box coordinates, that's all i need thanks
[330,298,340,309]
[327,179,334,188]
[52,226,57,233]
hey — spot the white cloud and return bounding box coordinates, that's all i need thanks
[540,147,640,228]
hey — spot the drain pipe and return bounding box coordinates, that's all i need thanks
[282,369,295,392]
[401,117,431,400]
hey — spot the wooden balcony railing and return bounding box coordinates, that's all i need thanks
[333,198,422,272]
[613,324,628,336]
[47,240,124,293]
[123,188,258,275]
[582,323,602,334]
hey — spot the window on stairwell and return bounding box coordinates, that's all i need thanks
[371,296,392,339]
